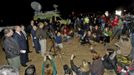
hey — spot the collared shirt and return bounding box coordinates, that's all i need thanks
[16,31,21,35]
[21,30,27,40]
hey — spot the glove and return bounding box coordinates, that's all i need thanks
[44,56,46,62]
[90,46,94,50]
[48,55,52,60]
[71,54,75,60]
[101,57,104,61]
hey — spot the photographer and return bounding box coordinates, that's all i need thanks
[70,54,91,75]
[127,14,134,60]
[42,53,57,75]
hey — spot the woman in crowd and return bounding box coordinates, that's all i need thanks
[36,22,47,56]
[31,25,41,53]
[42,53,57,75]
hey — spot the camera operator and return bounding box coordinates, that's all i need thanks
[70,54,91,75]
[126,13,134,60]
[42,53,57,75]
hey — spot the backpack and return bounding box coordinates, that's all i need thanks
[116,55,131,66]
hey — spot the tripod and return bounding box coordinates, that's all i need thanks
[49,38,57,56]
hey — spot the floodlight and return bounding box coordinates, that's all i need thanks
[115,10,122,16]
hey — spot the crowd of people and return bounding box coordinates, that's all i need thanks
[1,11,134,75]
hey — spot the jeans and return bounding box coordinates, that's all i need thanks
[39,39,46,56]
[33,39,41,52]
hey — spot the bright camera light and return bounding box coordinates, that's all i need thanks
[124,10,126,12]
[105,11,109,16]
[115,10,122,16]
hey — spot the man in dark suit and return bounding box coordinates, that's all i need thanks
[21,25,32,53]
[13,25,29,67]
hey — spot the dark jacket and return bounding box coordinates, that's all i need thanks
[92,28,102,36]
[3,37,20,58]
[31,29,38,40]
[26,25,33,35]
[91,58,104,75]
[13,32,29,64]
[13,32,27,50]
[36,28,47,40]
[70,60,90,75]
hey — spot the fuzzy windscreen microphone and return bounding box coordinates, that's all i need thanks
[25,65,36,75]
[0,65,19,75]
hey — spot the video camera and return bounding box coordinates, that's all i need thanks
[125,14,134,33]
[63,64,72,75]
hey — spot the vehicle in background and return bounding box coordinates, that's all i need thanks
[31,1,69,25]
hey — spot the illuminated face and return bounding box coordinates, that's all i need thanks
[21,26,25,30]
[102,15,105,17]
[115,16,118,19]
[95,26,98,30]
[57,32,61,36]
[105,27,108,31]
[39,23,44,28]
[31,20,34,25]
[78,28,81,31]
[33,26,37,30]
[10,29,13,36]
[7,29,13,37]
[82,60,87,66]
[88,31,91,35]
[15,26,21,32]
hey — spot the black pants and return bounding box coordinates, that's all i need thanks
[20,53,29,65]
[100,35,110,44]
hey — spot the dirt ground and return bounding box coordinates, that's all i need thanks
[0,36,128,75]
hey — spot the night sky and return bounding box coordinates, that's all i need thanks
[0,0,133,25]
